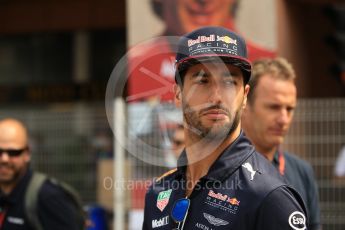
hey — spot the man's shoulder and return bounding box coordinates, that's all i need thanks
[146,168,178,193]
[256,185,308,230]
[284,152,314,173]
[251,151,286,180]
[234,151,288,196]
[155,168,178,182]
[35,174,78,204]
[39,180,66,198]
[144,169,179,208]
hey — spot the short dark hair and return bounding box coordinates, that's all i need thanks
[175,69,187,87]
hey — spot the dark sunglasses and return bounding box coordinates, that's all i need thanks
[171,198,190,230]
[0,147,28,157]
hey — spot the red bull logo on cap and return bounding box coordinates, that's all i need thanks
[188,34,216,47]
[217,36,237,45]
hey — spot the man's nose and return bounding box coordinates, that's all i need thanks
[277,109,290,125]
[208,82,223,103]
[0,152,10,161]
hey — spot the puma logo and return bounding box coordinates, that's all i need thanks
[242,162,257,181]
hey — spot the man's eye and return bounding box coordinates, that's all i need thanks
[287,107,295,112]
[196,78,208,84]
[224,79,237,85]
[269,105,280,111]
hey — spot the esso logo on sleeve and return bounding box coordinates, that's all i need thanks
[288,211,306,230]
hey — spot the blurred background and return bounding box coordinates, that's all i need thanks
[0,0,344,229]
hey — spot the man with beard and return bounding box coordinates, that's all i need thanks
[242,58,321,230]
[0,118,82,230]
[142,26,307,230]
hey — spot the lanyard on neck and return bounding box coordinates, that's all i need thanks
[0,206,7,229]
[278,150,285,176]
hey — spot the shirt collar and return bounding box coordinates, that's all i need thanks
[175,131,255,182]
[273,150,280,168]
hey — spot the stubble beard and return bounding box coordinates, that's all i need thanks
[183,102,243,142]
[0,163,25,186]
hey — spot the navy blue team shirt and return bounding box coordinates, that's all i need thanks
[142,132,308,229]
[273,151,321,230]
[0,169,81,230]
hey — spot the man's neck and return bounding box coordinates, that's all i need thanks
[0,183,15,195]
[184,128,241,196]
[255,145,278,162]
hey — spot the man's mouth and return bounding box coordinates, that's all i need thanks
[269,128,286,136]
[185,5,216,25]
[202,109,228,120]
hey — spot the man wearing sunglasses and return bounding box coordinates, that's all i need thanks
[0,118,81,230]
[143,26,307,230]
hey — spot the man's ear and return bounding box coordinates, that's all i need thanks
[242,85,250,109]
[174,84,182,107]
[24,149,31,163]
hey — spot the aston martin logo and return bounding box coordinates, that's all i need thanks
[203,213,229,226]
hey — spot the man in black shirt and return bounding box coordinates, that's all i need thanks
[242,57,321,230]
[0,118,81,230]
[142,26,308,230]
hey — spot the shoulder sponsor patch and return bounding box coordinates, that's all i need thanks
[156,189,172,212]
[152,215,169,228]
[288,211,306,230]
[203,213,229,226]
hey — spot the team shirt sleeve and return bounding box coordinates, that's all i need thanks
[142,186,153,230]
[304,163,321,230]
[256,186,308,230]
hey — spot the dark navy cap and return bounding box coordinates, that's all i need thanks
[175,26,251,84]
